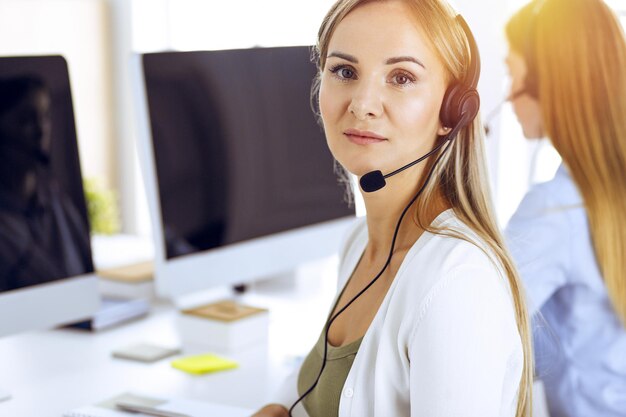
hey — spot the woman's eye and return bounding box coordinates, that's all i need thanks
[329,65,356,81]
[396,75,409,84]
[391,72,415,86]
[340,68,354,78]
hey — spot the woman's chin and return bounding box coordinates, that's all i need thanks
[334,159,384,178]
[345,166,380,179]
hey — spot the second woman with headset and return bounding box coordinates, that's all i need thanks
[504,0,626,416]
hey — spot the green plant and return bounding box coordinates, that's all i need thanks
[83,177,120,235]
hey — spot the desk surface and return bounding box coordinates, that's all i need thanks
[0,259,339,417]
[0,255,549,417]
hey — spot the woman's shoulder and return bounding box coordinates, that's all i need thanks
[505,167,580,268]
[512,165,583,222]
[396,214,521,355]
[397,213,513,310]
[419,212,503,276]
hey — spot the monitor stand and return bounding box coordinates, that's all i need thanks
[0,389,11,402]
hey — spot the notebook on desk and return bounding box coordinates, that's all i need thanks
[64,396,254,417]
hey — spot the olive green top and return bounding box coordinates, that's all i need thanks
[297,291,363,417]
[297,330,363,417]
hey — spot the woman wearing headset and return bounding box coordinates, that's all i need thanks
[504,0,626,416]
[253,0,533,416]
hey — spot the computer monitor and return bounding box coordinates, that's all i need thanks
[134,46,356,299]
[0,55,99,341]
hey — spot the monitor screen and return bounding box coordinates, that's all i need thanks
[0,55,94,293]
[142,46,354,261]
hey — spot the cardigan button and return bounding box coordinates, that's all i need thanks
[344,388,354,398]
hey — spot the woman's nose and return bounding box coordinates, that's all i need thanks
[348,80,383,120]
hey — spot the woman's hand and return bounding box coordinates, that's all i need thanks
[250,403,289,417]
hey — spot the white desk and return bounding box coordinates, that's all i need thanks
[0,259,339,417]
[0,255,550,417]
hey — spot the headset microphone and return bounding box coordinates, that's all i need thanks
[359,112,472,193]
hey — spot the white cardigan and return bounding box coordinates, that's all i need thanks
[274,210,523,417]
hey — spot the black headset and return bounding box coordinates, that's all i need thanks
[289,14,481,416]
[439,16,481,129]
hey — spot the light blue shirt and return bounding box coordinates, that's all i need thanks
[505,164,626,417]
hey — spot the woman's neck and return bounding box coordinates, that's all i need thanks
[361,168,449,262]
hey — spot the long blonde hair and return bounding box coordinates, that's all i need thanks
[313,1,533,416]
[507,0,626,326]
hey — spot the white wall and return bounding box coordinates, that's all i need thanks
[155,0,338,51]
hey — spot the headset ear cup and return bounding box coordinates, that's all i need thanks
[458,88,480,125]
[440,84,480,129]
[439,84,463,128]
[438,15,481,130]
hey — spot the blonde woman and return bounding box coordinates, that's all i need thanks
[253,0,533,416]
[504,0,626,416]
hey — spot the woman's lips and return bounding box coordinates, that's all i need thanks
[343,128,387,145]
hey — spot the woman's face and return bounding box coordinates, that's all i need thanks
[319,0,449,179]
[505,50,544,139]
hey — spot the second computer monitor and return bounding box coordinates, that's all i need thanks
[136,46,355,298]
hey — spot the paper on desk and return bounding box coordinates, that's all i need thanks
[64,405,140,417]
[64,398,254,417]
[171,353,238,375]
[160,398,253,416]
[64,392,164,416]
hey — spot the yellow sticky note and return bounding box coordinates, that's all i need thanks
[171,353,238,375]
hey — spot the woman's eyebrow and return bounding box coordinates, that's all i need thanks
[385,56,425,69]
[327,51,358,63]
[327,51,425,69]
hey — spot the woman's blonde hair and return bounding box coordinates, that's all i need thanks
[507,0,626,326]
[313,1,534,416]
